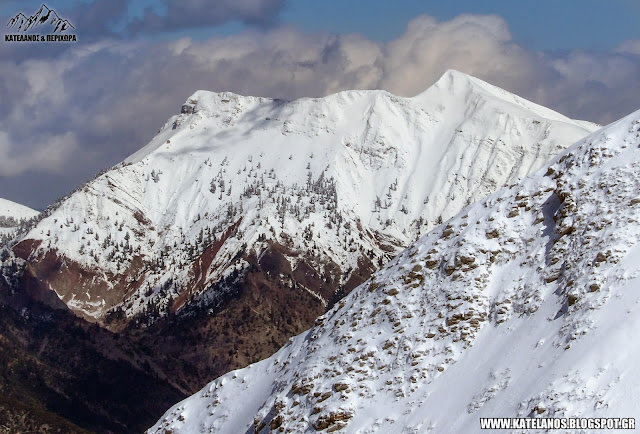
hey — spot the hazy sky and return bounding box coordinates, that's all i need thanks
[1,0,639,209]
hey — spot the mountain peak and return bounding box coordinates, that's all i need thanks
[180,89,274,114]
[428,68,488,92]
[414,69,591,128]
[22,74,597,323]
[437,68,473,82]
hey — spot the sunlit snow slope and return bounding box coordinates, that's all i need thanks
[14,70,595,323]
[150,110,640,433]
[0,198,38,239]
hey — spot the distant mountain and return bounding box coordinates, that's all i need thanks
[0,198,38,243]
[9,70,597,392]
[0,198,38,221]
[6,4,74,33]
[149,108,640,433]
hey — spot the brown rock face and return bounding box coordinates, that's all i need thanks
[14,238,147,323]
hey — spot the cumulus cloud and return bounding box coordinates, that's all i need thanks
[535,49,640,123]
[1,14,639,207]
[378,15,522,95]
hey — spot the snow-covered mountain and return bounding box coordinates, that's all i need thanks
[0,198,38,241]
[13,70,596,326]
[149,108,640,434]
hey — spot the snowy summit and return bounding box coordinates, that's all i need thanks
[13,70,595,325]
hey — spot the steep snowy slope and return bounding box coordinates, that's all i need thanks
[13,70,596,324]
[0,198,38,241]
[150,109,640,433]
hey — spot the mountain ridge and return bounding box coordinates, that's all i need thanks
[14,70,595,322]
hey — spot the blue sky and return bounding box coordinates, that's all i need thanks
[1,0,639,209]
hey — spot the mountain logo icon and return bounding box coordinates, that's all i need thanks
[7,4,74,33]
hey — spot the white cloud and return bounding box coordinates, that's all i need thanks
[616,39,640,55]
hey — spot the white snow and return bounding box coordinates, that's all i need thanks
[148,109,640,433]
[0,198,38,220]
[20,70,596,321]
[0,197,38,238]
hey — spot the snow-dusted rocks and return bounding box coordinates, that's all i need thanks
[149,110,640,433]
[13,70,595,325]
